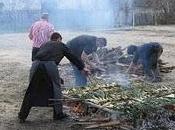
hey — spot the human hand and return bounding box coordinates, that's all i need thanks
[81,68,91,76]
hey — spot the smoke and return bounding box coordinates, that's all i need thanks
[0,0,134,32]
[95,65,131,87]
[42,0,115,29]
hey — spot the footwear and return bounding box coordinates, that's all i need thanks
[169,115,175,121]
[18,113,26,123]
[19,118,25,123]
[53,113,69,120]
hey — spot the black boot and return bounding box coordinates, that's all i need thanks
[18,113,26,123]
[53,113,68,120]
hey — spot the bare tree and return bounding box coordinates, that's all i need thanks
[134,0,175,24]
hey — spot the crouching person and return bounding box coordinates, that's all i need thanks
[18,32,88,123]
[127,42,163,82]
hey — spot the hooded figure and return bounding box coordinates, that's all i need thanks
[18,32,88,123]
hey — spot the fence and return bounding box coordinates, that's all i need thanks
[0,10,41,33]
[0,8,172,32]
[113,8,166,27]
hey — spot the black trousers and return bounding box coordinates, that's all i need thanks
[18,61,63,120]
[32,47,40,61]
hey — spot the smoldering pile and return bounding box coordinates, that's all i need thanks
[59,46,131,87]
[58,46,175,129]
[88,46,175,86]
[63,82,175,130]
[94,46,175,75]
[59,46,175,87]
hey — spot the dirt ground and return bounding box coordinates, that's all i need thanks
[0,25,175,130]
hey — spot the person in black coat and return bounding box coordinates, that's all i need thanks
[18,32,89,123]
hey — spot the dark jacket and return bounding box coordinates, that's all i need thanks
[133,42,163,65]
[35,41,85,70]
[26,62,54,106]
[67,35,97,59]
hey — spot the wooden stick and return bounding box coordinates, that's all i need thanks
[51,95,122,114]
[116,63,129,67]
[63,95,123,119]
[71,122,96,125]
[85,121,120,129]
[49,98,84,101]
[78,117,111,123]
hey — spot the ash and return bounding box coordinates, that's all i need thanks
[139,110,175,130]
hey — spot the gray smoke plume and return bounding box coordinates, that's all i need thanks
[42,0,115,29]
[0,0,134,32]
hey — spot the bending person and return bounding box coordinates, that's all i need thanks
[127,42,163,82]
[67,35,107,87]
[18,32,88,123]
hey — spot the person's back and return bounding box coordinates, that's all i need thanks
[35,40,84,69]
[30,20,54,47]
[35,41,65,64]
[67,35,97,58]
[136,42,162,64]
[29,13,54,61]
